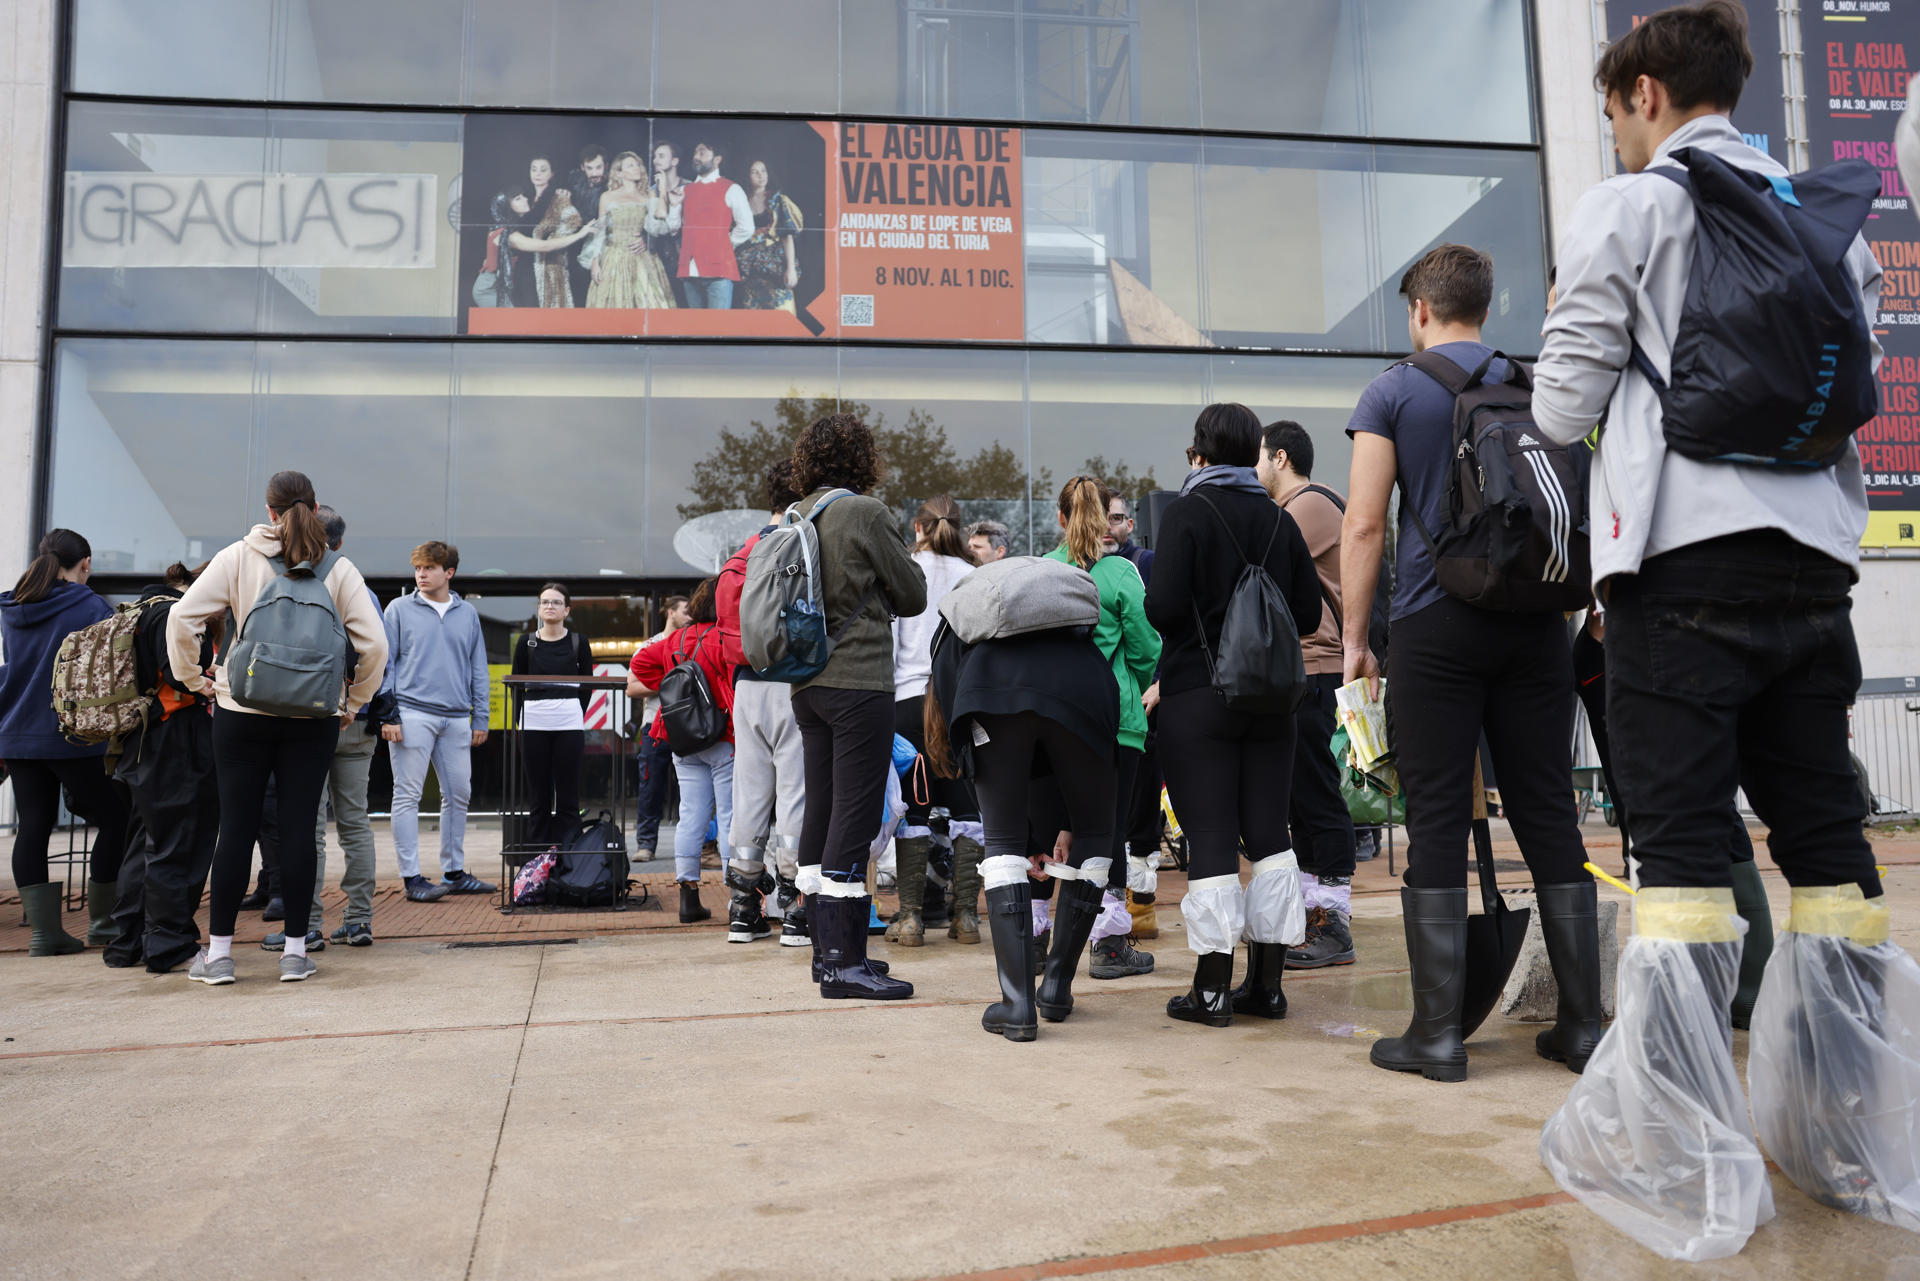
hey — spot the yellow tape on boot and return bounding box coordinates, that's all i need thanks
[1636,886,1742,943]
[1785,884,1891,947]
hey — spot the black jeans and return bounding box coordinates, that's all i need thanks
[7,755,131,886]
[894,693,979,824]
[634,722,673,852]
[1156,685,1295,880]
[1291,672,1356,882]
[971,711,1117,873]
[1108,746,1140,891]
[1388,598,1586,890]
[208,711,338,937]
[1605,531,1875,892]
[523,728,585,840]
[112,711,220,970]
[792,685,895,883]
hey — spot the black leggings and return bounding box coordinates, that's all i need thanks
[792,685,894,884]
[523,728,585,838]
[1156,685,1296,881]
[207,711,338,937]
[893,693,979,824]
[1108,747,1140,891]
[7,755,131,886]
[971,711,1116,873]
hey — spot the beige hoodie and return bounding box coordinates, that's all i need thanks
[167,524,389,717]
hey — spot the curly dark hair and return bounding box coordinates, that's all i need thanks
[791,412,882,496]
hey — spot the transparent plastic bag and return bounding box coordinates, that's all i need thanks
[1541,905,1774,1261]
[1244,851,1306,946]
[1749,888,1920,1233]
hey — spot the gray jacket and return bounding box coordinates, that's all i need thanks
[1532,114,1882,585]
[384,590,491,728]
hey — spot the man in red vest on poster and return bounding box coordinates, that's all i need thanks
[677,140,754,309]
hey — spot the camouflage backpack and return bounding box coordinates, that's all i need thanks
[51,597,171,745]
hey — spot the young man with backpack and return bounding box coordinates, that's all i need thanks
[1341,244,1601,1084]
[384,542,495,903]
[1531,4,1915,1256]
[1257,420,1357,970]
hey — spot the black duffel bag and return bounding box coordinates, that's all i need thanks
[548,811,631,908]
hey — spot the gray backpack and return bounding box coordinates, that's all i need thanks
[937,556,1099,644]
[740,489,869,683]
[226,551,349,718]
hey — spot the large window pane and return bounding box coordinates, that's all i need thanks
[654,0,839,112]
[1023,130,1202,346]
[450,345,649,576]
[842,0,1021,120]
[1027,350,1202,542]
[1208,354,1382,498]
[60,103,462,336]
[837,347,1032,549]
[48,340,257,575]
[1197,0,1532,144]
[469,0,653,108]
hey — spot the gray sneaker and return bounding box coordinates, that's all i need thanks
[188,951,235,986]
[279,954,318,982]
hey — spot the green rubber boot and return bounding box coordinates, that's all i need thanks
[886,835,931,947]
[949,836,984,943]
[86,878,119,947]
[1729,859,1773,1030]
[23,883,85,956]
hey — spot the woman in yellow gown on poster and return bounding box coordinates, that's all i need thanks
[586,151,676,310]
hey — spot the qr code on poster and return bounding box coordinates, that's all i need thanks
[840,294,875,327]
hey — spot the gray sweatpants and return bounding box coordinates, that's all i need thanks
[728,679,805,878]
[310,718,380,932]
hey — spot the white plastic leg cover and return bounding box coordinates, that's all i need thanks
[1244,852,1306,946]
[815,877,866,899]
[1749,887,1920,1232]
[1078,857,1113,887]
[1540,888,1773,1262]
[982,854,1029,892]
[795,865,823,896]
[1182,874,1246,955]
[1031,899,1051,937]
[1126,854,1157,896]
[952,820,985,845]
[1090,891,1133,943]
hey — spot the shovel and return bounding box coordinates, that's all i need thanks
[1461,757,1530,1040]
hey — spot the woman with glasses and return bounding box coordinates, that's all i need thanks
[510,583,596,844]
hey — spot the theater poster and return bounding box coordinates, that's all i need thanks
[1802,0,1920,547]
[1605,2,1788,162]
[457,115,1023,342]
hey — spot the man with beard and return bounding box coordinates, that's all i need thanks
[566,143,609,307]
[677,139,753,309]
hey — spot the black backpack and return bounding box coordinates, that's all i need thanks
[1282,483,1393,665]
[1402,349,1592,614]
[1189,491,1307,715]
[549,812,630,907]
[656,625,727,756]
[1629,149,1878,469]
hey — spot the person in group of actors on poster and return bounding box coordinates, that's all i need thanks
[737,160,803,313]
[586,150,677,310]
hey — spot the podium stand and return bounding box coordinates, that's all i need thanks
[498,674,634,914]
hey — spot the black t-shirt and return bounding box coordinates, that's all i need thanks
[511,632,593,710]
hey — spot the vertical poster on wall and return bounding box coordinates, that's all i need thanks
[456,116,1023,342]
[1803,1,1920,548]
[1604,2,1789,163]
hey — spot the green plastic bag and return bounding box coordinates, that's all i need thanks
[1331,726,1405,827]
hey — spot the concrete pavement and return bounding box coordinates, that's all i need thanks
[1,828,1917,1279]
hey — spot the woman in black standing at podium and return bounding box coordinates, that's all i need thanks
[511,583,596,843]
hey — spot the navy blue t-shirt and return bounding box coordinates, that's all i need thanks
[1346,341,1505,621]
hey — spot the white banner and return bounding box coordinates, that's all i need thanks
[63,172,437,269]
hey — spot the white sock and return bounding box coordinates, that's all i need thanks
[208,935,233,961]
[284,931,307,958]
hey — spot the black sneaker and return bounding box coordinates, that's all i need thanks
[441,870,497,895]
[330,923,374,947]
[261,896,285,922]
[1286,908,1356,969]
[1089,934,1156,979]
[405,875,451,903]
[261,929,326,952]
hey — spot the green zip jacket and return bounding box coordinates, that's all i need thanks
[1045,544,1160,751]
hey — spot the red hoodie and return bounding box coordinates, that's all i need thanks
[630,622,736,746]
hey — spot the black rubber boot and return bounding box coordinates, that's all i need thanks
[981,883,1037,1041]
[817,896,914,1000]
[807,892,890,981]
[85,878,119,948]
[238,866,272,912]
[922,835,954,932]
[678,881,711,924]
[724,866,772,943]
[1370,887,1470,1082]
[1534,881,1607,1073]
[22,882,84,957]
[1035,878,1103,1022]
[1729,859,1773,1031]
[1166,951,1235,1027]
[1230,941,1288,1019]
[777,878,809,948]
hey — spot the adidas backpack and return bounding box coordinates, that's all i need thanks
[739,488,870,683]
[225,551,349,717]
[1402,349,1592,613]
[51,596,175,744]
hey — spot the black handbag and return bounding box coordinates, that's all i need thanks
[548,811,630,907]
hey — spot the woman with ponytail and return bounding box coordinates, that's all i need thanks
[166,470,389,985]
[1044,477,1162,982]
[886,494,984,948]
[0,529,131,956]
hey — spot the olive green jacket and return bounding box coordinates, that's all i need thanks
[795,488,928,694]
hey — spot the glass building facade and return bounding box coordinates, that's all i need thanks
[50,0,1546,588]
